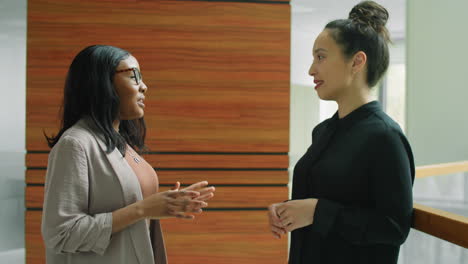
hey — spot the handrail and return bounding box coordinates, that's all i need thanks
[412,203,468,248]
[412,161,468,249]
[416,160,468,178]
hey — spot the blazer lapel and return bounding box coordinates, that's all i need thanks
[78,119,143,203]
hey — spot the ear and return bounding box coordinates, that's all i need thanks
[351,51,367,74]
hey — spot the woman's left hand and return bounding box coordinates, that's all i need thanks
[276,198,318,232]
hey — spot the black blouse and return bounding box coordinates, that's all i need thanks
[289,101,415,264]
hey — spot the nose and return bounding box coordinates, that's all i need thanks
[139,81,148,93]
[308,62,317,77]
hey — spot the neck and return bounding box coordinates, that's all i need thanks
[335,85,373,119]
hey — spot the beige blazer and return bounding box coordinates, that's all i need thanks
[41,118,167,264]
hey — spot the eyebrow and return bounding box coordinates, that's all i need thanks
[313,48,328,54]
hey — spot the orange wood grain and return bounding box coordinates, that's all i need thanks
[27,0,290,152]
[26,169,288,185]
[26,153,289,169]
[26,186,288,209]
[27,210,288,264]
[161,211,288,263]
[26,211,43,264]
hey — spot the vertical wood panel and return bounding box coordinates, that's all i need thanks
[27,0,290,152]
[27,0,290,263]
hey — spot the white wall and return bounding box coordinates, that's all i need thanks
[289,3,321,178]
[406,0,468,166]
[0,0,27,262]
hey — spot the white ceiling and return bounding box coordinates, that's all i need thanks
[291,0,406,40]
[290,0,406,86]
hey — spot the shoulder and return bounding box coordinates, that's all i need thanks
[362,110,404,138]
[51,119,98,154]
[361,111,413,155]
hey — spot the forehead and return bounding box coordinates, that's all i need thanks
[313,30,337,53]
[116,55,139,70]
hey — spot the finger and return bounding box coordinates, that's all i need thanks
[194,192,214,202]
[271,221,285,230]
[271,225,286,236]
[190,208,203,214]
[168,190,200,199]
[172,212,195,219]
[271,231,281,239]
[280,216,293,228]
[168,205,199,218]
[172,181,181,191]
[276,204,287,218]
[183,181,209,191]
[170,199,208,210]
[268,205,281,221]
[271,228,283,239]
[186,200,208,210]
[197,186,216,195]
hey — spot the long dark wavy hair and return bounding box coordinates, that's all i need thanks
[45,45,147,155]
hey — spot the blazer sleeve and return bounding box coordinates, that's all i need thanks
[311,129,414,246]
[41,135,113,255]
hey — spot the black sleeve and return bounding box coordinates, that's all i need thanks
[310,129,414,246]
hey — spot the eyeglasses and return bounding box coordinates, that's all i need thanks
[115,67,143,85]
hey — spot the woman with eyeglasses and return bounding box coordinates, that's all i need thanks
[42,45,215,264]
[267,1,414,264]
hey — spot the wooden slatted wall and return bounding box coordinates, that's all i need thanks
[26,0,290,263]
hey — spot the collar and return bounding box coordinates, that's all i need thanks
[329,101,381,130]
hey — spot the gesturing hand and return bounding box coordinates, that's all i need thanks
[275,199,318,233]
[174,181,216,203]
[139,189,207,220]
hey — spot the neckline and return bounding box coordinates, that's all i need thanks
[330,101,381,130]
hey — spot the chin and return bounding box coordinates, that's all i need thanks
[317,89,338,101]
[121,112,145,121]
[317,92,332,101]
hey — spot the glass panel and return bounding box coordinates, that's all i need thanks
[400,229,468,264]
[404,172,468,264]
[414,172,468,217]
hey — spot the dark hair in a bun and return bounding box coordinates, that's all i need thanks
[349,1,390,42]
[325,1,391,87]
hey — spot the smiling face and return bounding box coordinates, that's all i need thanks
[309,29,355,101]
[114,55,147,120]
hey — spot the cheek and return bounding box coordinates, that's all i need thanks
[118,88,138,109]
[119,86,138,100]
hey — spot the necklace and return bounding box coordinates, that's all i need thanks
[127,148,141,163]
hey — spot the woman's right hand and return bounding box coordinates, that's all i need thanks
[268,203,287,239]
[138,189,207,220]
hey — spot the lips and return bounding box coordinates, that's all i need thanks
[314,80,324,90]
[137,97,145,108]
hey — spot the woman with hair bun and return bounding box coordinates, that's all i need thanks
[268,1,414,263]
